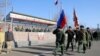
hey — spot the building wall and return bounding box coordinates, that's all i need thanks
[13,32,56,47]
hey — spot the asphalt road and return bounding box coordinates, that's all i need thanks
[0,41,100,56]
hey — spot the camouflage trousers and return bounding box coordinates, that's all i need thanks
[78,41,87,53]
[54,42,64,55]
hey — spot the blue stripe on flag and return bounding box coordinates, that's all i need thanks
[57,10,65,28]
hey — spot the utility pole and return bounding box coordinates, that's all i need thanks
[0,0,10,31]
[0,0,7,31]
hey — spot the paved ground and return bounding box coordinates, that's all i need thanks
[0,41,100,56]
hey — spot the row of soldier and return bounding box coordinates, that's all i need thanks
[53,25,93,56]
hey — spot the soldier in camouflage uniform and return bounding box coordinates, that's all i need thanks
[65,26,74,51]
[78,25,88,53]
[53,26,65,56]
[86,27,93,49]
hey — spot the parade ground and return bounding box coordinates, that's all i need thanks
[0,41,100,56]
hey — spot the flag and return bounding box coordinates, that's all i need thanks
[57,10,67,28]
[55,0,58,5]
[73,9,79,28]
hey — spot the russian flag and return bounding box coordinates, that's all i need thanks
[57,10,67,28]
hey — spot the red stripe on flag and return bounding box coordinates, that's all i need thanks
[61,16,67,28]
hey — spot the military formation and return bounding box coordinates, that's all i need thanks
[0,25,97,56]
[53,25,94,56]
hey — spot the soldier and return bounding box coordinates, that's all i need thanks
[53,26,65,55]
[74,27,80,47]
[78,25,87,53]
[86,27,93,49]
[65,26,74,51]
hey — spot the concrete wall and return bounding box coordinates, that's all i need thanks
[13,32,56,47]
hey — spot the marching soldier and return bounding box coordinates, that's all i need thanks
[78,25,88,53]
[86,27,93,49]
[74,27,80,47]
[53,26,65,56]
[65,26,74,51]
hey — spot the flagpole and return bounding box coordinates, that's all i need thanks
[55,0,67,31]
[58,0,63,17]
[54,0,59,28]
[59,7,67,31]
[59,0,63,12]
[55,0,63,22]
[59,0,67,31]
[11,0,13,31]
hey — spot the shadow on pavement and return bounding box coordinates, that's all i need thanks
[12,49,41,55]
[65,52,74,55]
[38,45,55,48]
[28,46,54,51]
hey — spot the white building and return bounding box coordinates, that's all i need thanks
[6,11,56,32]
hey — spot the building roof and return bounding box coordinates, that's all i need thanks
[10,11,55,22]
[8,11,56,25]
